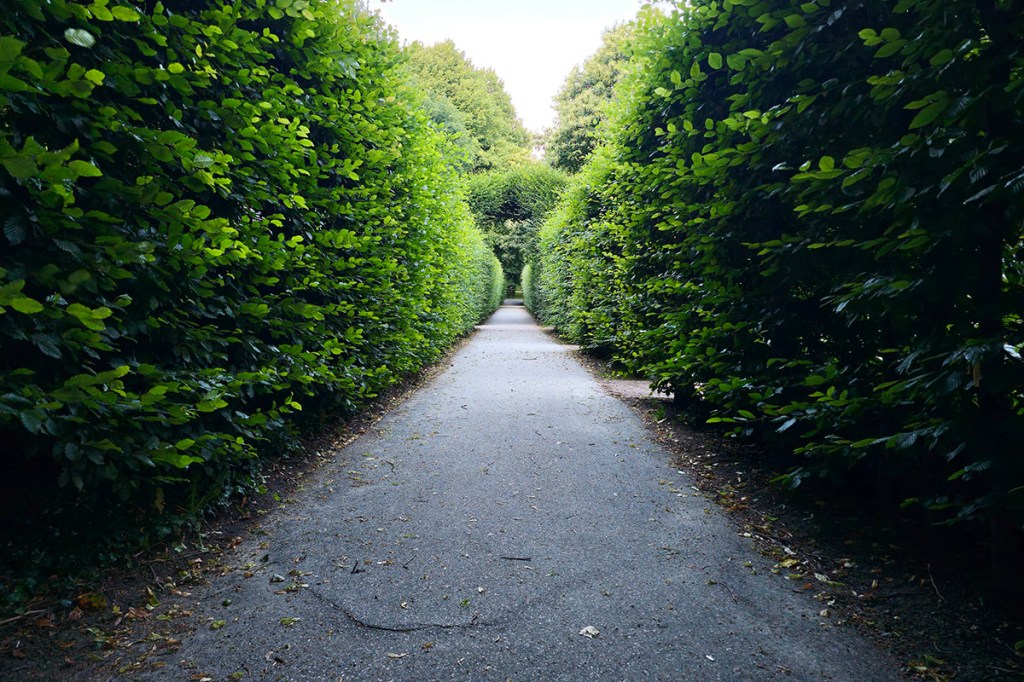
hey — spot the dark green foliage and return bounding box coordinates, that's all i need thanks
[0,0,502,583]
[467,162,568,287]
[536,0,1024,595]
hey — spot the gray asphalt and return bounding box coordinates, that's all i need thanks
[137,302,899,681]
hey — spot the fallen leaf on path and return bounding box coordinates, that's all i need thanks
[76,592,107,611]
[279,617,300,627]
[579,626,600,638]
[386,652,408,659]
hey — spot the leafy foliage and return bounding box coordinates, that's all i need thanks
[467,162,568,287]
[533,0,1024,595]
[545,22,636,174]
[402,40,531,171]
[0,0,502,583]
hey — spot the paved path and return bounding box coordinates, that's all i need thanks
[136,303,898,681]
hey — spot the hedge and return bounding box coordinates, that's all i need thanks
[0,0,501,582]
[466,161,568,287]
[532,0,1024,597]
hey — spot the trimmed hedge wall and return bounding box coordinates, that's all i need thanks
[530,0,1024,595]
[0,0,501,575]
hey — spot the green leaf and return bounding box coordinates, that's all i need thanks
[2,155,36,179]
[192,153,214,168]
[929,49,953,66]
[197,398,229,412]
[0,36,26,64]
[874,40,906,59]
[10,296,44,314]
[69,160,103,177]
[4,215,26,245]
[33,334,62,358]
[19,411,42,434]
[111,6,141,21]
[908,100,946,130]
[707,53,722,70]
[66,302,108,330]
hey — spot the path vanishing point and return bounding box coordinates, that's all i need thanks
[125,301,900,681]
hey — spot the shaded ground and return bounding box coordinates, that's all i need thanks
[1,302,905,681]
[591,367,1024,682]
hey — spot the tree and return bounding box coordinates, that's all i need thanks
[546,22,636,174]
[403,40,531,171]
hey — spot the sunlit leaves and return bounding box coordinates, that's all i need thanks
[63,28,96,48]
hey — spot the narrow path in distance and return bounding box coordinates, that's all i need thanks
[130,301,899,681]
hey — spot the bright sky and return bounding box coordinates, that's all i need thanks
[371,0,657,133]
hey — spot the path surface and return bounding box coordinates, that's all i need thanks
[134,303,899,681]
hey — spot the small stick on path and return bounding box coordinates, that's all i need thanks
[927,563,945,602]
[499,556,532,562]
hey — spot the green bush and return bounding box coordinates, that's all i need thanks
[521,263,536,312]
[0,0,499,582]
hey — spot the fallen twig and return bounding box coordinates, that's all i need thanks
[927,563,945,602]
[0,609,46,627]
[499,556,532,562]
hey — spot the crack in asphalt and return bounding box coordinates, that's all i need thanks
[306,586,495,634]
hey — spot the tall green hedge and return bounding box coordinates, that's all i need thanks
[467,161,568,288]
[0,0,501,577]
[534,0,1024,597]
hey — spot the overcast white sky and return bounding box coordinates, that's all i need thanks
[371,0,657,133]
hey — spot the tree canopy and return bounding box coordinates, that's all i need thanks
[403,40,531,171]
[545,22,636,174]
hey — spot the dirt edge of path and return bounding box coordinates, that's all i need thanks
[563,341,1024,682]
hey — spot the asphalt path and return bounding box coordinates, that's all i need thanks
[137,302,899,681]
